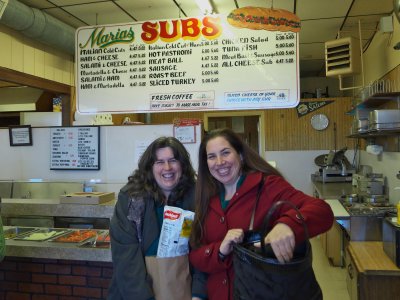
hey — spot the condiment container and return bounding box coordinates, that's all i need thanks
[397,202,400,225]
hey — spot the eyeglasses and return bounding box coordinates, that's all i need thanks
[154,158,179,167]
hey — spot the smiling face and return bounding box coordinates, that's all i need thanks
[206,136,242,187]
[152,147,182,198]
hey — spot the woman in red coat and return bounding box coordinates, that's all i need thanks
[189,128,334,300]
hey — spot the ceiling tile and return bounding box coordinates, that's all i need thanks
[349,0,393,16]
[62,2,134,26]
[210,0,237,15]
[296,0,352,19]
[117,0,181,21]
[237,0,294,12]
[7,0,397,78]
[44,7,88,28]
[17,0,55,9]
[51,0,108,6]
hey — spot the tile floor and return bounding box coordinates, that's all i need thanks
[311,237,350,300]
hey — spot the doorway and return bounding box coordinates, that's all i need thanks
[204,111,265,155]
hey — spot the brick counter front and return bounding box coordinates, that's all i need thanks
[0,257,113,300]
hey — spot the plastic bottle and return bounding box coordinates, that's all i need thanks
[83,181,94,192]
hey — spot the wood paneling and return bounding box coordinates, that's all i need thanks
[146,111,205,124]
[0,25,74,86]
[265,97,353,150]
[141,97,354,151]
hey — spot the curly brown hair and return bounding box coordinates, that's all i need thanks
[126,136,196,205]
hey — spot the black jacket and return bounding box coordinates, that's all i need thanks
[107,183,206,300]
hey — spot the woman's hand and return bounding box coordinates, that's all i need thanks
[219,228,244,255]
[255,223,295,263]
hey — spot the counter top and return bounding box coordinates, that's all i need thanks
[6,239,112,262]
[325,199,350,219]
[1,198,116,218]
[312,181,355,199]
[348,242,400,274]
[4,226,112,262]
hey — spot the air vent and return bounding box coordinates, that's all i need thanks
[325,37,361,77]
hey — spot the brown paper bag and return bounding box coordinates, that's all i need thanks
[145,255,192,300]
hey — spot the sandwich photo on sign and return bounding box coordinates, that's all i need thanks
[227,6,301,32]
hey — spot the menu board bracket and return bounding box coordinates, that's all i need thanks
[50,126,100,170]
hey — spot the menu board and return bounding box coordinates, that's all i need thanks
[76,12,300,114]
[50,126,100,170]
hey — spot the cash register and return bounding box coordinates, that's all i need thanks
[312,148,355,183]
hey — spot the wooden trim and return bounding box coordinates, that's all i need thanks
[0,67,71,94]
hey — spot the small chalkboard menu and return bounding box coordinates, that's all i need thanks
[50,126,100,170]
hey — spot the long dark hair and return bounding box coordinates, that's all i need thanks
[127,136,196,205]
[190,128,282,248]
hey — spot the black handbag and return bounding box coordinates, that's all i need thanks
[233,187,323,300]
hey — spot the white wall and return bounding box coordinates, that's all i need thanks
[265,150,355,196]
[0,125,201,195]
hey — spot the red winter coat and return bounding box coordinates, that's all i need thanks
[189,172,334,300]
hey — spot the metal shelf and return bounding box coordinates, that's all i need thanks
[346,92,400,115]
[347,128,400,139]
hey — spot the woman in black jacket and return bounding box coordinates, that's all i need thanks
[108,136,206,300]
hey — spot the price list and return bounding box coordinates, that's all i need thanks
[128,44,147,88]
[50,127,100,170]
[76,16,299,113]
[200,40,220,84]
[274,32,296,64]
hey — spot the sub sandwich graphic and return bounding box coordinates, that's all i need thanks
[227,6,301,32]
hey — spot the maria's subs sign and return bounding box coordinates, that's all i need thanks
[76,7,300,114]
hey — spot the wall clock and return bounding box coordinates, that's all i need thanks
[310,113,329,131]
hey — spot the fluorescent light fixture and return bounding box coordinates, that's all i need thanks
[194,0,213,14]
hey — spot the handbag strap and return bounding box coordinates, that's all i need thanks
[260,200,311,256]
[248,175,265,230]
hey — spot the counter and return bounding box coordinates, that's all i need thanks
[5,233,112,262]
[312,181,354,199]
[1,198,116,218]
[314,182,352,267]
[325,199,350,220]
[0,197,116,298]
[346,242,400,299]
[2,198,115,262]
[2,237,113,299]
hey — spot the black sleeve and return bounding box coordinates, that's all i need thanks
[108,191,154,300]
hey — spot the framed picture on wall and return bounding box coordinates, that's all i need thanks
[9,125,33,146]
